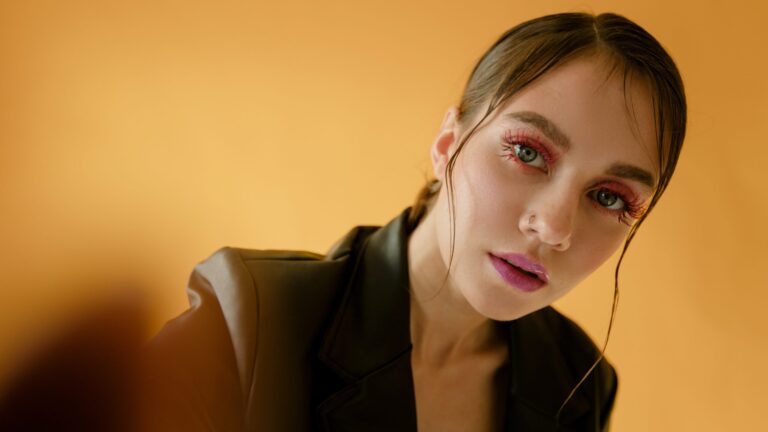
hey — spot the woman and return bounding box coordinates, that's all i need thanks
[144,12,686,432]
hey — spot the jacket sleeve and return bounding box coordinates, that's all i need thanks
[598,360,619,431]
[140,248,258,432]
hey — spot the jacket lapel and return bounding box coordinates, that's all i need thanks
[505,309,591,430]
[316,208,417,432]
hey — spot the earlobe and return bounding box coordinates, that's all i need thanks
[430,106,460,180]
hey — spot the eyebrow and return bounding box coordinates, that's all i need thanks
[606,164,656,189]
[505,110,657,189]
[506,111,571,151]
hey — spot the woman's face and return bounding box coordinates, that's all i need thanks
[429,55,658,321]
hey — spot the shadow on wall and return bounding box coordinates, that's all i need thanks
[0,293,148,432]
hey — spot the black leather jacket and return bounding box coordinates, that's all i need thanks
[144,207,617,431]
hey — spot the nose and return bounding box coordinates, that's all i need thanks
[519,186,576,252]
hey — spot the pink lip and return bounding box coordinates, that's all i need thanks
[488,253,549,293]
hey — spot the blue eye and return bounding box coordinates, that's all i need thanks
[515,144,537,162]
[593,189,625,210]
[501,130,554,172]
[513,144,546,169]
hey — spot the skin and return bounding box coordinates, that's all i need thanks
[407,54,658,431]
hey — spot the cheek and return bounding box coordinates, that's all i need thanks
[455,147,528,228]
[569,224,628,279]
[431,190,454,265]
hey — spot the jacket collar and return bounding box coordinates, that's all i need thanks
[317,207,590,430]
[507,308,590,427]
[319,207,414,381]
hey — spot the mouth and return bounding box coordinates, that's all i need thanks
[506,260,541,278]
[488,253,548,293]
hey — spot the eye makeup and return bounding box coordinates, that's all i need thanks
[589,181,646,225]
[500,127,649,226]
[501,129,559,171]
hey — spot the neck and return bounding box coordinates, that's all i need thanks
[407,208,505,367]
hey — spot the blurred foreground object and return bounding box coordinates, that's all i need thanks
[0,293,147,432]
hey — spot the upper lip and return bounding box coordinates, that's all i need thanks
[492,252,549,283]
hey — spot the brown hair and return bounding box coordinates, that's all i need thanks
[408,12,686,421]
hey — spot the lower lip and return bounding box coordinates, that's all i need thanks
[489,254,546,293]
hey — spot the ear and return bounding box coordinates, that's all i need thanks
[430,106,461,181]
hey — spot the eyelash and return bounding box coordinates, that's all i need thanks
[501,130,556,169]
[589,183,645,225]
[499,129,644,226]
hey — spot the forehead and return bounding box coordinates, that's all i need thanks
[495,55,659,175]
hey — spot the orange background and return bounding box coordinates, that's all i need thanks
[1,0,766,430]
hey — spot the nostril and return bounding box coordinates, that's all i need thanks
[520,211,573,250]
[553,235,572,251]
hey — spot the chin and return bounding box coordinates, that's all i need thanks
[464,288,541,322]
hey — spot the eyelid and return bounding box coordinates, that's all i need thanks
[591,181,647,221]
[593,181,640,204]
[502,129,558,165]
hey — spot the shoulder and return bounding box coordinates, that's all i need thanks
[535,306,617,385]
[193,245,355,328]
[512,306,618,428]
[197,223,374,281]
[186,239,366,350]
[534,307,608,361]
[194,246,332,297]
[194,226,370,297]
[143,230,374,431]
